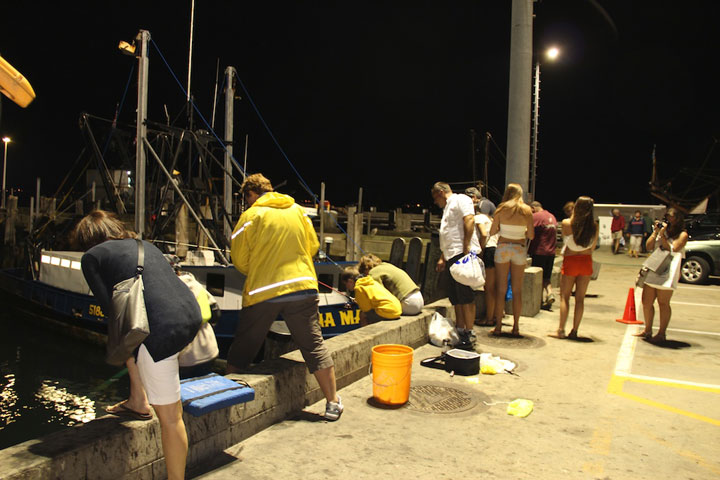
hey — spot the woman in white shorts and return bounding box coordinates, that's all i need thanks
[73,210,202,480]
[635,208,688,344]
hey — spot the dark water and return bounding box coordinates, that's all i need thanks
[0,311,130,450]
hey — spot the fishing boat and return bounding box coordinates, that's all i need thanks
[0,28,362,355]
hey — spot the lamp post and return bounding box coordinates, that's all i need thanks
[530,47,560,201]
[2,136,10,210]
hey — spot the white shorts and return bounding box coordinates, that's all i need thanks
[629,235,642,251]
[401,290,424,315]
[136,344,181,406]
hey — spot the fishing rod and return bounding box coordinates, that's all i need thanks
[316,279,355,304]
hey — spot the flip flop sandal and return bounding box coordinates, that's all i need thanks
[106,402,153,421]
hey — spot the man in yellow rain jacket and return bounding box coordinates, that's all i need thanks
[226,173,343,421]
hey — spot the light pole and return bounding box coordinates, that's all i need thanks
[2,136,10,210]
[530,47,560,201]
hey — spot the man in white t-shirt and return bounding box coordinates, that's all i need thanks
[432,182,481,349]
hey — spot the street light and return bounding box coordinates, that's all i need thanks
[2,136,10,210]
[530,47,561,201]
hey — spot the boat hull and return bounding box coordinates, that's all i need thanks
[0,262,361,358]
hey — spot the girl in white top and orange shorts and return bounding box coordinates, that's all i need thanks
[549,196,599,340]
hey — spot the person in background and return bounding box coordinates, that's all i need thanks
[529,201,558,309]
[489,183,534,337]
[341,266,402,326]
[226,173,343,421]
[472,198,499,326]
[549,196,599,340]
[635,208,688,344]
[357,253,424,315]
[611,208,626,254]
[432,181,481,350]
[627,210,647,258]
[641,211,654,254]
[73,210,201,480]
[464,186,482,211]
[562,201,575,219]
[475,182,497,216]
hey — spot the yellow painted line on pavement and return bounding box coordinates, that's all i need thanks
[615,372,720,392]
[609,325,720,426]
[633,422,720,476]
[608,375,720,427]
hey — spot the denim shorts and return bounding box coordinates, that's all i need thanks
[494,243,527,266]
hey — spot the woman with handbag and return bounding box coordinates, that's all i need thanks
[72,210,202,480]
[489,183,534,337]
[635,208,688,343]
[549,196,599,339]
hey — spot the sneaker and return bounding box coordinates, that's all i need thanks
[325,396,344,421]
[455,330,476,351]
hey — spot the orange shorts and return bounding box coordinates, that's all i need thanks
[561,254,593,277]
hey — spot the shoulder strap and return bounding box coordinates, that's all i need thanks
[135,239,145,276]
[420,354,448,371]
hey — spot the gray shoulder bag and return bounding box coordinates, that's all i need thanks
[106,239,151,366]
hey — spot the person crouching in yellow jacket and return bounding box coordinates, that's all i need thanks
[342,267,402,326]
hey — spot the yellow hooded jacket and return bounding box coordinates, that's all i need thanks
[353,275,402,319]
[231,192,319,307]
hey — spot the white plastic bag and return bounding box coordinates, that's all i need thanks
[449,251,486,290]
[428,312,460,347]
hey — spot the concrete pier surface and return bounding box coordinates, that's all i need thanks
[189,249,720,480]
[1,248,718,479]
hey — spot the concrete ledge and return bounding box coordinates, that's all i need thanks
[0,302,449,480]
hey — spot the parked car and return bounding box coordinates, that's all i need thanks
[680,233,720,284]
[685,212,720,240]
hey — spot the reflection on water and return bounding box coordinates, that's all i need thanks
[0,310,129,449]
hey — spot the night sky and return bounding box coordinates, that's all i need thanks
[1,1,719,219]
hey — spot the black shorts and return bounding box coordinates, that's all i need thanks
[446,253,476,305]
[483,247,496,269]
[531,254,555,280]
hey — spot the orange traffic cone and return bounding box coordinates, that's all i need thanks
[616,288,643,324]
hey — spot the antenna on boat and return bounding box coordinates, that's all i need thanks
[223,66,237,241]
[186,0,196,130]
[211,58,220,129]
[243,134,248,180]
[135,30,150,238]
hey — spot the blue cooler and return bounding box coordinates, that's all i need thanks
[180,373,255,416]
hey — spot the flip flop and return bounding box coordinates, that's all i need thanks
[106,402,153,421]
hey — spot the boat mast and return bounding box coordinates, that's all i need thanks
[186,0,195,130]
[224,66,236,242]
[135,30,150,237]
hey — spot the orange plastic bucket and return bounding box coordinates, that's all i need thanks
[371,344,413,405]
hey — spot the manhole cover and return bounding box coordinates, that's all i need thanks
[475,330,546,349]
[406,384,479,414]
